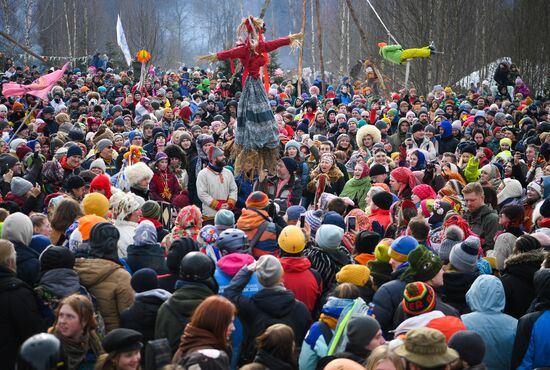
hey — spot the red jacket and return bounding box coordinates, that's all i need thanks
[280,257,322,313]
[367,208,391,231]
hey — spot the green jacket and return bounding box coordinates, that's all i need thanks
[464,157,481,183]
[379,45,403,65]
[154,283,215,353]
[464,204,502,251]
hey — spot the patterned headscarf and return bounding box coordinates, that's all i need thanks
[171,205,203,241]
[197,225,221,262]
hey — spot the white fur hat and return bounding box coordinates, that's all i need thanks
[123,162,153,187]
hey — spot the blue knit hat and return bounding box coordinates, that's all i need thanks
[296,120,309,134]
[388,236,418,262]
[305,210,323,237]
[285,140,301,152]
[315,224,344,250]
[322,211,346,230]
[131,268,158,293]
[214,209,235,231]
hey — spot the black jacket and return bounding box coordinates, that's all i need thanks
[120,289,171,344]
[225,267,310,364]
[253,350,296,370]
[441,270,480,313]
[14,241,41,287]
[0,266,44,370]
[501,251,545,319]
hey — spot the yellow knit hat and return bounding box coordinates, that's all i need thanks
[82,192,109,217]
[336,264,371,286]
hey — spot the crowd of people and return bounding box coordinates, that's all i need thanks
[0,56,550,370]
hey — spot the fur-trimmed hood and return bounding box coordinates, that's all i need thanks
[356,124,381,149]
[124,161,154,187]
[504,250,544,270]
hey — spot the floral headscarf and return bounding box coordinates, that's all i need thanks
[197,225,221,262]
[342,208,371,252]
[171,205,203,241]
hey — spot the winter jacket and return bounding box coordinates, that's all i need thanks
[75,258,134,332]
[367,208,391,232]
[0,266,45,370]
[13,241,41,287]
[462,275,517,370]
[196,165,238,219]
[236,208,279,257]
[253,350,296,370]
[235,174,256,209]
[409,137,437,160]
[464,204,501,251]
[302,245,354,294]
[501,250,545,319]
[372,268,408,334]
[280,257,323,313]
[512,269,550,370]
[215,253,261,370]
[155,282,216,353]
[255,174,303,215]
[113,220,138,259]
[34,268,82,327]
[120,288,171,344]
[225,267,310,365]
[441,270,480,313]
[126,243,168,275]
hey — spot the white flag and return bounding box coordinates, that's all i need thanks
[116,14,132,67]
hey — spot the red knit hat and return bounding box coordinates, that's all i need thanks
[412,184,437,201]
[427,316,466,343]
[89,174,112,199]
[245,191,270,209]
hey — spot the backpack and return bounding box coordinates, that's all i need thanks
[326,298,374,356]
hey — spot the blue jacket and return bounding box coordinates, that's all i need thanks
[461,275,517,370]
[215,255,262,370]
[372,267,407,335]
[513,269,550,370]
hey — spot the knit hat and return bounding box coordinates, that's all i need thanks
[305,210,323,237]
[426,316,466,343]
[527,181,543,199]
[411,122,424,134]
[285,205,306,222]
[346,316,381,351]
[280,156,298,174]
[355,231,381,254]
[296,120,309,133]
[96,139,113,153]
[214,209,235,230]
[256,255,283,287]
[374,243,391,262]
[207,146,223,162]
[369,164,388,177]
[401,245,443,282]
[15,145,32,161]
[372,191,394,210]
[78,215,107,241]
[497,178,523,205]
[438,225,464,262]
[394,328,459,367]
[403,282,436,316]
[141,200,161,220]
[246,191,270,209]
[499,137,512,147]
[89,222,120,261]
[82,192,109,217]
[322,211,346,230]
[285,140,301,152]
[66,144,83,158]
[389,236,418,262]
[40,246,75,272]
[110,192,141,220]
[336,264,371,286]
[29,235,51,255]
[90,158,107,173]
[167,237,199,273]
[130,268,159,293]
[315,224,344,251]
[448,331,485,367]
[449,236,480,272]
[428,201,453,226]
[11,177,33,197]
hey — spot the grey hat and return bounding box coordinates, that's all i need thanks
[347,316,381,349]
[90,158,107,172]
[11,177,33,197]
[214,209,235,231]
[449,236,480,272]
[256,255,283,287]
[315,224,344,250]
[375,120,388,130]
[96,139,113,153]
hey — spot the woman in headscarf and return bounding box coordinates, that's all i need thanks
[408,149,426,172]
[340,162,371,210]
[168,205,203,244]
[307,153,346,202]
[389,167,416,200]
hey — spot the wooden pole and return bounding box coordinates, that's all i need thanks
[7,100,41,144]
[315,0,325,95]
[0,31,47,62]
[297,0,307,97]
[344,0,368,54]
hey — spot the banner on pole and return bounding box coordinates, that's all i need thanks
[117,14,132,67]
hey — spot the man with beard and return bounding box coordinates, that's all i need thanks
[196,145,238,224]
